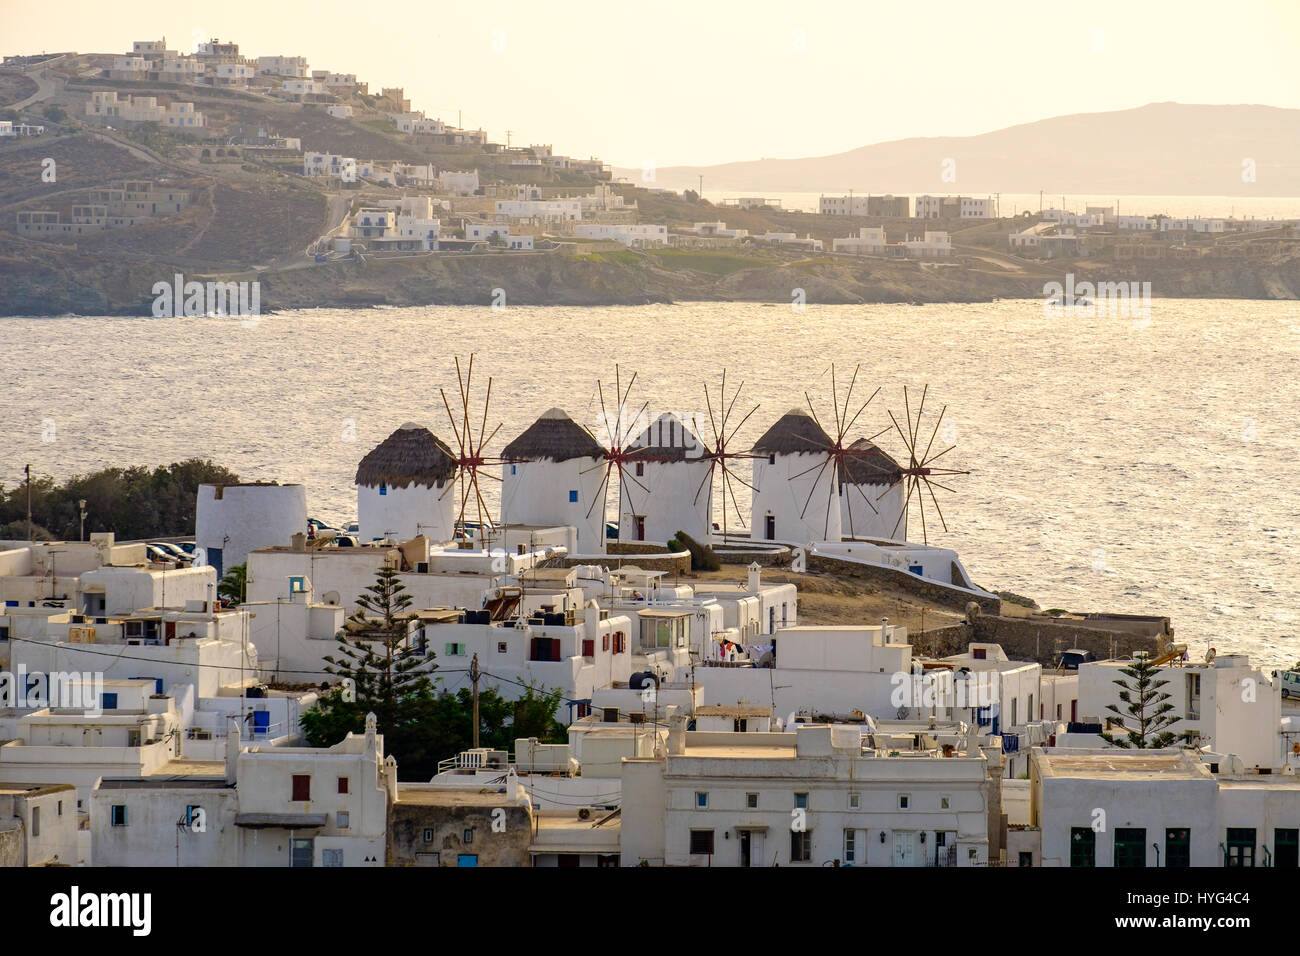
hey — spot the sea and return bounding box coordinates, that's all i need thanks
[4,298,1298,667]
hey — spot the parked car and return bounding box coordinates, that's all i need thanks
[152,542,190,561]
[177,541,197,555]
[1281,671,1300,699]
[144,545,175,564]
[331,535,359,548]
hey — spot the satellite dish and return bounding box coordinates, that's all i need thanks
[323,590,341,605]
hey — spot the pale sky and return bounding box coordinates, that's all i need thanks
[3,0,1297,168]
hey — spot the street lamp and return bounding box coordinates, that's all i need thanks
[79,499,87,541]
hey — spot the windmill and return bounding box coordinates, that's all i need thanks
[580,364,651,525]
[785,363,884,541]
[438,354,519,545]
[691,370,763,542]
[873,384,969,544]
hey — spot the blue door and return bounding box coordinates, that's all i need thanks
[208,547,223,577]
[457,854,478,867]
[252,710,271,737]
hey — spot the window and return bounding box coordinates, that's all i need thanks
[1187,673,1202,720]
[1019,851,1033,867]
[696,792,709,808]
[1114,828,1147,868]
[690,829,715,855]
[746,793,759,809]
[1226,828,1256,867]
[337,811,350,829]
[445,642,466,656]
[497,641,508,654]
[1276,829,1299,868]
[378,483,387,496]
[101,692,118,710]
[111,805,128,827]
[31,806,39,837]
[463,828,474,844]
[582,639,594,658]
[322,849,343,867]
[423,828,435,843]
[635,462,645,477]
[843,829,856,864]
[602,633,609,651]
[291,838,313,867]
[1166,828,1191,868]
[898,794,910,810]
[1070,827,1096,867]
[337,777,349,794]
[940,795,951,810]
[292,774,311,802]
[794,793,808,809]
[568,490,578,503]
[791,830,812,863]
[848,792,860,809]
[57,800,62,816]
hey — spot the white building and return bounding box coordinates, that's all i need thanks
[832,226,889,256]
[621,721,993,866]
[84,92,205,128]
[303,151,357,181]
[464,222,532,249]
[750,408,842,544]
[617,412,711,543]
[439,170,479,196]
[195,482,307,578]
[902,230,952,257]
[755,232,823,251]
[210,62,255,86]
[281,78,327,100]
[916,195,995,219]
[91,713,395,867]
[325,104,353,119]
[501,408,609,555]
[355,423,459,544]
[573,224,667,248]
[258,55,310,77]
[496,199,582,222]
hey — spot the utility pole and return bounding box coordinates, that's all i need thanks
[698,174,703,199]
[25,464,32,541]
[79,499,87,542]
[469,653,481,749]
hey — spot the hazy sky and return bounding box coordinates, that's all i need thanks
[4,0,1298,167]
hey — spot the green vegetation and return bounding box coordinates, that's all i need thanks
[303,567,565,778]
[218,564,247,604]
[1098,656,1188,749]
[0,459,239,541]
[649,249,766,275]
[41,104,66,123]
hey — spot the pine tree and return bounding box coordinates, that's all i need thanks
[307,567,439,774]
[1098,655,1185,749]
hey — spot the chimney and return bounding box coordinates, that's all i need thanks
[224,717,241,784]
[877,617,888,647]
[291,532,306,552]
[667,714,687,755]
[747,562,761,593]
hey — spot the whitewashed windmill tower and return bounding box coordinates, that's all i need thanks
[500,408,609,553]
[619,411,712,543]
[355,423,459,543]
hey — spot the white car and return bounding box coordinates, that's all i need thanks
[1281,671,1300,699]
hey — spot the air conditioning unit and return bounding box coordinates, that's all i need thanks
[577,807,593,820]
[601,707,620,723]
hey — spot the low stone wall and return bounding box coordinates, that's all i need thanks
[806,553,1001,615]
[970,615,1162,665]
[0,825,22,867]
[562,549,691,576]
[716,546,790,567]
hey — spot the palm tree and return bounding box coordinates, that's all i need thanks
[217,564,247,604]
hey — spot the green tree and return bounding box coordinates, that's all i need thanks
[1098,656,1186,749]
[218,564,247,604]
[41,104,65,123]
[305,567,440,777]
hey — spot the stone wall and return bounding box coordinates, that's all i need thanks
[388,801,533,867]
[716,546,790,567]
[0,824,22,867]
[565,548,691,576]
[806,553,1001,615]
[970,615,1162,665]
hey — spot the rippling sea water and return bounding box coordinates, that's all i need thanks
[4,299,1298,666]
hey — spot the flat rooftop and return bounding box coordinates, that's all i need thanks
[1036,749,1210,779]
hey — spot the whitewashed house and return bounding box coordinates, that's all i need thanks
[355,423,459,544]
[832,226,889,255]
[501,409,609,554]
[573,224,667,248]
[617,412,712,544]
[326,104,353,119]
[258,55,310,77]
[621,721,992,866]
[750,408,842,544]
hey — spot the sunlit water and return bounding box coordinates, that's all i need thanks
[4,299,1299,667]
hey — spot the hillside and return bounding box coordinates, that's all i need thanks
[631,103,1300,196]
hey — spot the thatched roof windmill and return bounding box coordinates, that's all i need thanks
[354,422,459,542]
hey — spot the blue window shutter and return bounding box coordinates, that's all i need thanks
[569,490,578,503]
